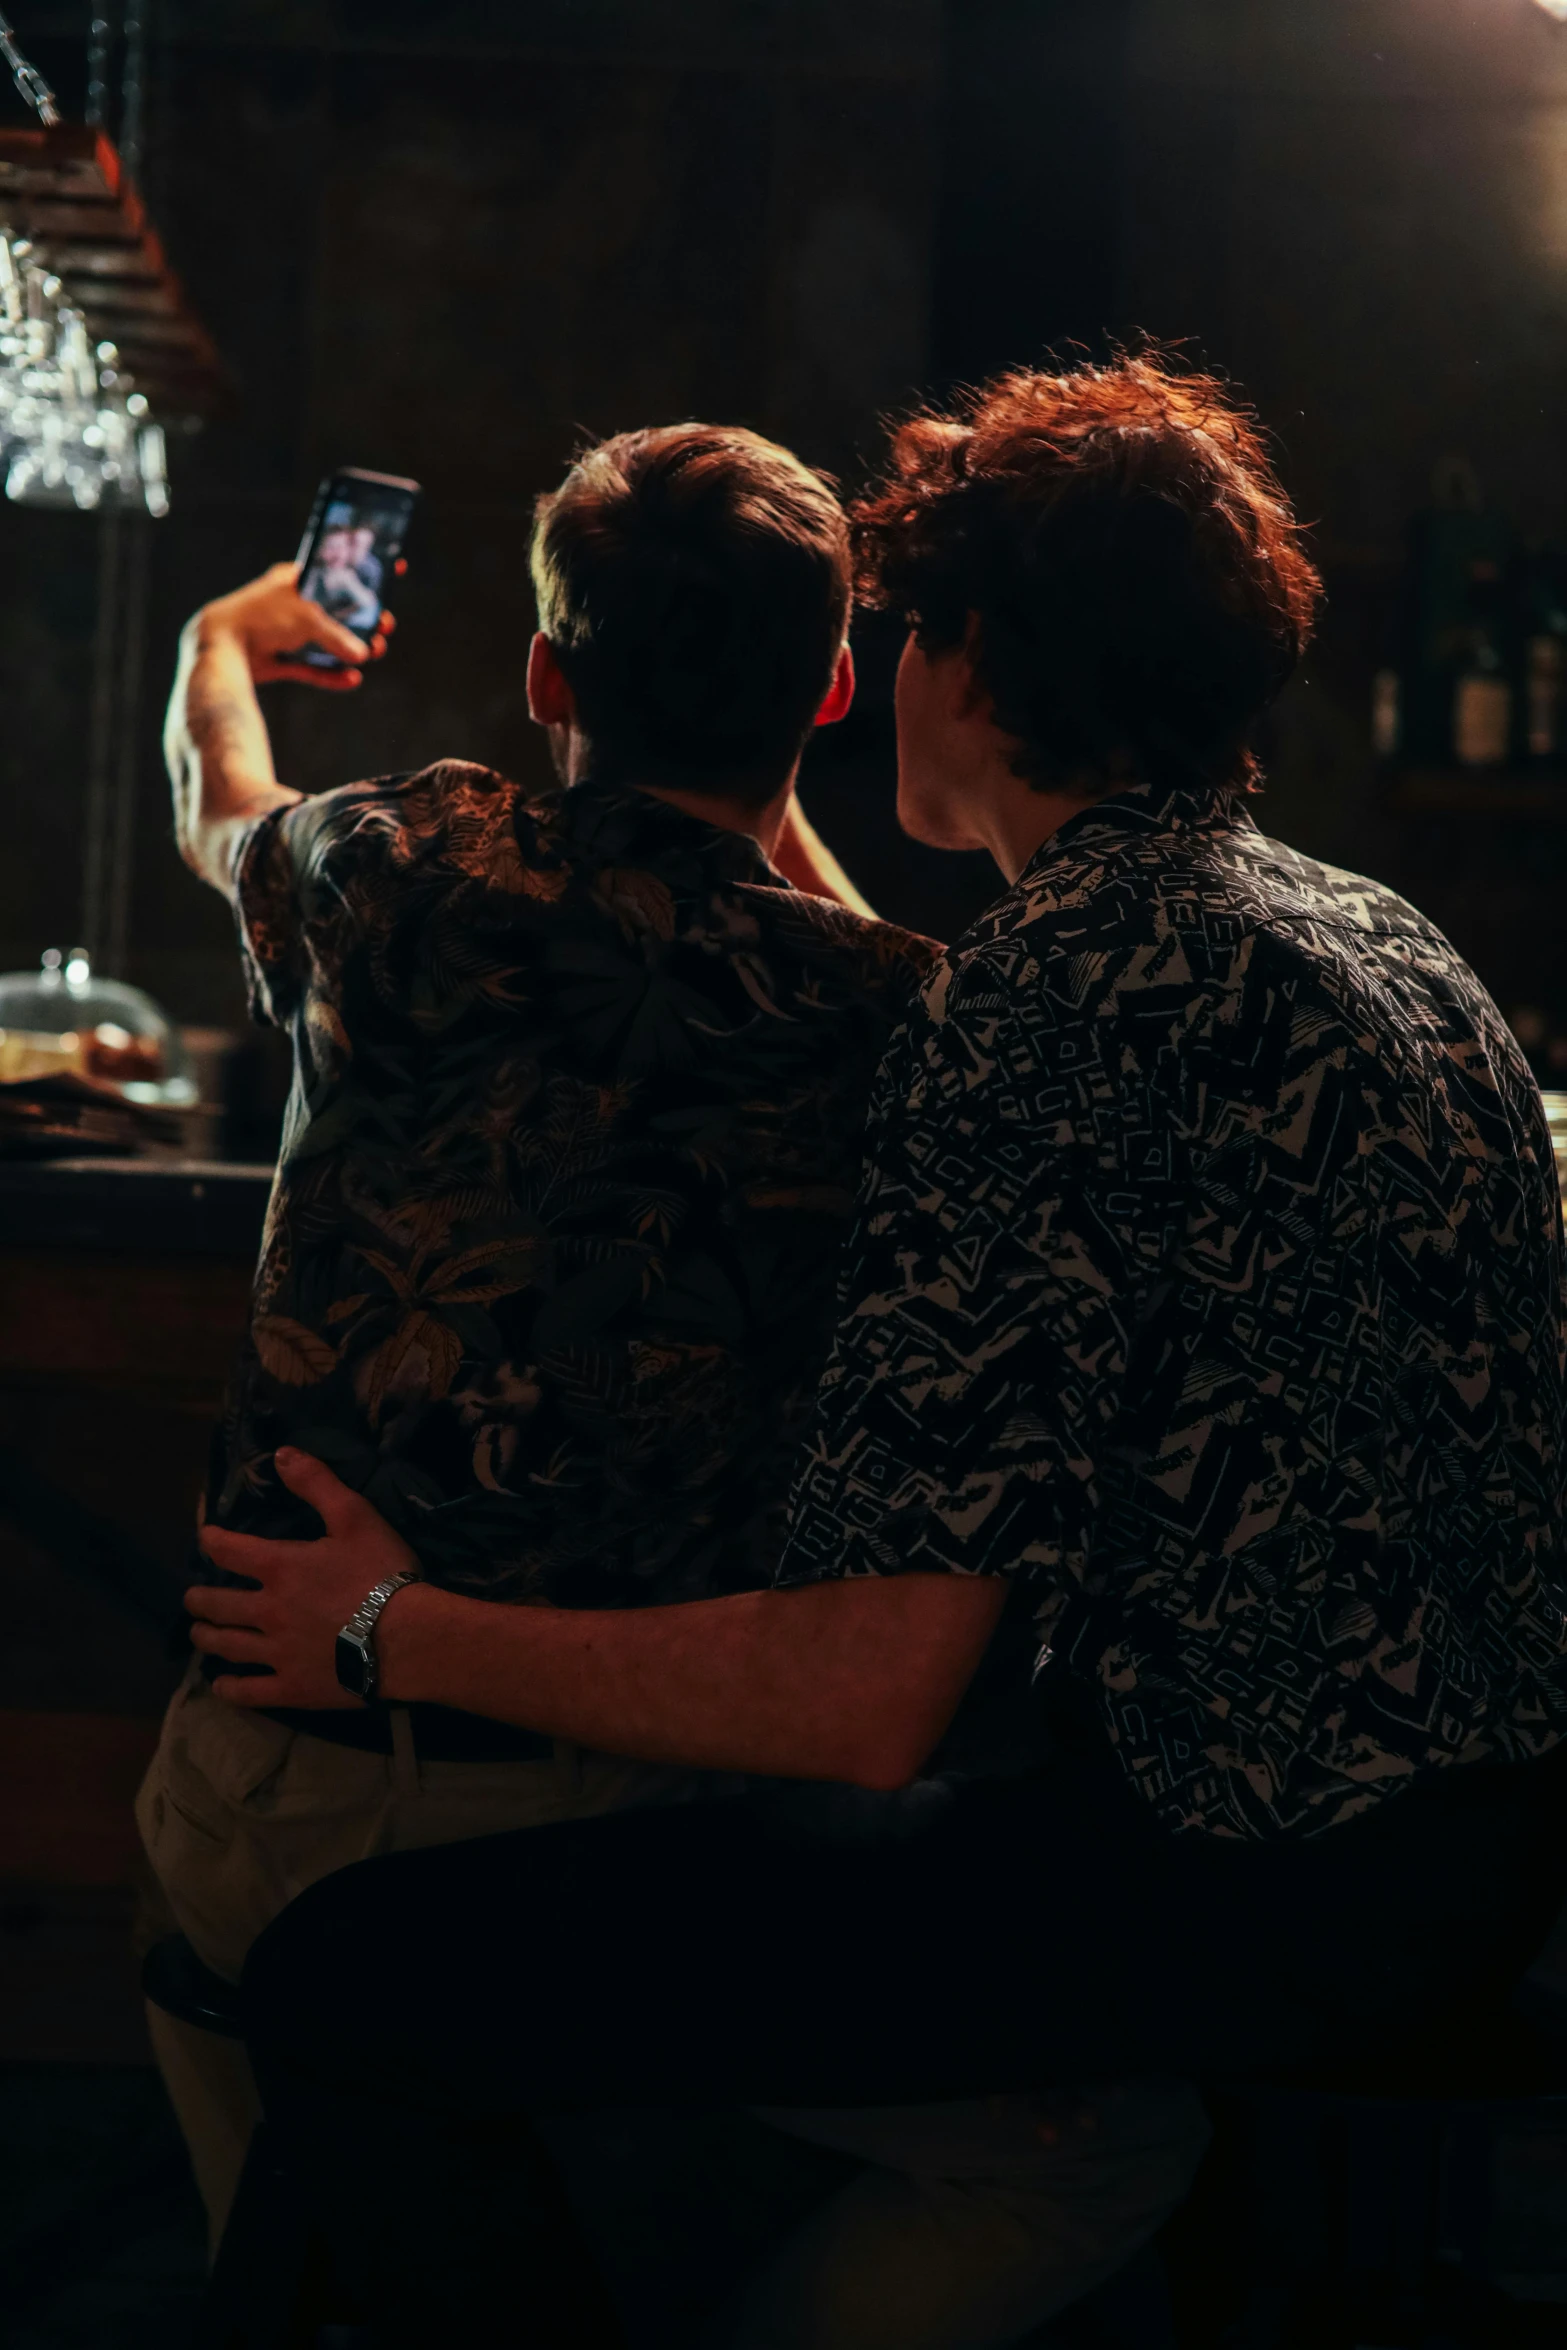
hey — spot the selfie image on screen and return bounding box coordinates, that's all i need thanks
[300,496,390,636]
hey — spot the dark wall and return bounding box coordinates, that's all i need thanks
[1120,1,1567,1035]
[933,0,1132,386]
[4,0,1567,1028]
[0,0,948,1017]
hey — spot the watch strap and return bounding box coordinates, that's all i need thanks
[334,1568,422,1701]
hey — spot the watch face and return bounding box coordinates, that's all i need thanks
[335,1628,373,1699]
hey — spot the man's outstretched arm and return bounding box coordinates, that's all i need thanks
[165,563,384,894]
[187,1452,1006,1789]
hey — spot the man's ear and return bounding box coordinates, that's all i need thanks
[527,633,576,728]
[812,642,856,730]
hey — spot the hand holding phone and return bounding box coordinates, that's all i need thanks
[289,466,420,674]
[190,563,381,693]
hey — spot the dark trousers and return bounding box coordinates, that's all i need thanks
[241,1739,1567,2341]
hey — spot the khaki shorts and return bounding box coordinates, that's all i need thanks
[136,1663,710,2244]
[135,1668,1212,2336]
[137,1660,702,1984]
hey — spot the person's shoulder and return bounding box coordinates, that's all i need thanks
[283,759,543,877]
[1238,832,1531,1073]
[979,799,1456,981]
[729,882,942,1001]
[350,757,523,824]
[276,757,503,829]
[1217,828,1497,1017]
[1228,823,1445,946]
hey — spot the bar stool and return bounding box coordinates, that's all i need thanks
[149,1931,1567,2349]
[144,1934,615,2350]
[1189,1983,1567,2349]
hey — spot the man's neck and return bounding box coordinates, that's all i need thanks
[950,753,1112,886]
[560,743,795,861]
[552,728,796,862]
[635,776,795,861]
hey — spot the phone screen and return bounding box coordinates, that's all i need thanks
[294,468,420,669]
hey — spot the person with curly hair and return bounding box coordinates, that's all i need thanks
[201,355,1567,2341]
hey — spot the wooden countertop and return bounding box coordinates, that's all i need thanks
[0,1156,273,1259]
[0,1159,270,1400]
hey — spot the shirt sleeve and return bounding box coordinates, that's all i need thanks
[232,802,307,1028]
[775,947,1167,1606]
[229,766,439,1027]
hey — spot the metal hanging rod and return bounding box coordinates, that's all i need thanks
[0,10,59,125]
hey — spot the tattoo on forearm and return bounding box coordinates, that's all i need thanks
[167,634,289,880]
[169,630,285,830]
[185,669,265,770]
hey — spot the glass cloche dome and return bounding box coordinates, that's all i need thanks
[1544,1091,1567,1204]
[0,946,196,1107]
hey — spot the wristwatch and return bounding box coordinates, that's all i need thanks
[334,1569,422,1702]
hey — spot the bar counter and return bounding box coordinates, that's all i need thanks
[0,1153,269,1396]
[0,1156,272,2058]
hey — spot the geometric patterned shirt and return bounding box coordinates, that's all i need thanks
[216,762,936,1609]
[778,781,1567,1838]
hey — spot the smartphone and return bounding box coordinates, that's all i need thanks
[291,466,421,671]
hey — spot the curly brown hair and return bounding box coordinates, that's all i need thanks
[852,351,1322,798]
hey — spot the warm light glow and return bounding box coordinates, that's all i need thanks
[1536,0,1567,22]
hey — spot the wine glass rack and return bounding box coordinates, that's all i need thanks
[0,121,227,423]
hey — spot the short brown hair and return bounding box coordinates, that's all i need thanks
[853,351,1321,798]
[531,424,850,803]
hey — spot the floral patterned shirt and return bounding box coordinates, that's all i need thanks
[215,762,936,1607]
[777,781,1567,1838]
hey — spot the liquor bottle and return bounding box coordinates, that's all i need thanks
[1452,559,1512,769]
[1401,456,1515,767]
[1510,539,1567,765]
[1525,634,1563,761]
[1370,667,1400,760]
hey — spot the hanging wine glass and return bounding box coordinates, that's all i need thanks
[5,292,105,510]
[0,12,191,521]
[0,260,170,515]
[0,231,24,448]
[135,413,168,517]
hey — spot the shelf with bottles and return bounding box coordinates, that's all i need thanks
[1368,457,1567,808]
[1380,766,1567,818]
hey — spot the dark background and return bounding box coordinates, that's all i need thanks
[7,9,1567,2321]
[3,0,1567,1031]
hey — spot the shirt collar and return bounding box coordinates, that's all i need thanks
[548,770,785,890]
[1018,778,1257,885]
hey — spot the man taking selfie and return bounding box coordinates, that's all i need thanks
[144,423,907,2201]
[147,422,1205,2342]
